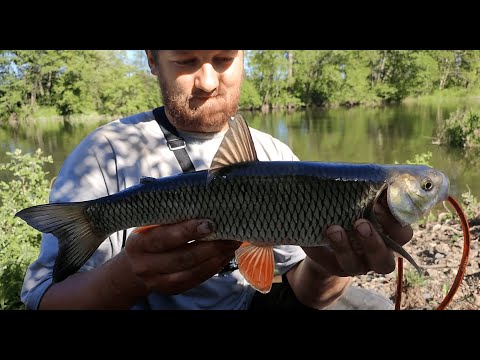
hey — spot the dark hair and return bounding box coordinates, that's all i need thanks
[145,50,160,64]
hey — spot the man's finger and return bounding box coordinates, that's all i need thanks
[354,219,396,274]
[326,225,368,275]
[147,255,231,295]
[126,219,215,253]
[131,240,238,276]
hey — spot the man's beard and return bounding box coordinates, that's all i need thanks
[157,78,241,133]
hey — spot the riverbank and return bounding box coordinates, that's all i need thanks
[352,210,480,310]
[5,93,480,126]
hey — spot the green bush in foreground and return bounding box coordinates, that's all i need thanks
[0,149,53,309]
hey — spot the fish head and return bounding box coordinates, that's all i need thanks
[386,165,450,226]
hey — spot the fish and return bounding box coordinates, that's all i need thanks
[15,114,450,294]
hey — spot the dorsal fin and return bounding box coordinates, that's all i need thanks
[140,176,156,184]
[207,114,258,182]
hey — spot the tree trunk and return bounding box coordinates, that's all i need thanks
[287,51,293,80]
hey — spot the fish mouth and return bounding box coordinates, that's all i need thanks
[437,171,450,202]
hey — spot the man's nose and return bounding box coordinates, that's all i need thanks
[194,63,219,93]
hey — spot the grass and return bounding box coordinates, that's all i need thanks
[404,88,480,104]
[404,269,426,288]
[25,106,118,126]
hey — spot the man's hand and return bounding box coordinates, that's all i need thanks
[303,191,414,277]
[124,219,240,295]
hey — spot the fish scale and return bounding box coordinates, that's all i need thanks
[85,162,384,247]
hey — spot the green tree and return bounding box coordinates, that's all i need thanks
[247,50,294,110]
[0,50,64,121]
[51,50,100,117]
[239,78,262,110]
[329,50,376,106]
[94,51,160,116]
[369,50,423,102]
[0,51,28,121]
[290,50,332,107]
[0,50,161,122]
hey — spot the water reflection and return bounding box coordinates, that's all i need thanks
[1,101,479,200]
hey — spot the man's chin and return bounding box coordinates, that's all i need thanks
[186,119,229,133]
[187,108,233,130]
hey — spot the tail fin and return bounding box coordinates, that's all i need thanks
[15,201,107,283]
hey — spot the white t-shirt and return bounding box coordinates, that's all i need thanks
[21,109,307,310]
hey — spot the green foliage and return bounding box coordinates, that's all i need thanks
[405,151,433,166]
[239,78,262,110]
[2,50,480,120]
[409,51,441,95]
[460,186,480,221]
[333,51,378,106]
[404,268,426,288]
[442,283,450,297]
[94,51,161,116]
[272,91,304,110]
[247,50,291,108]
[0,52,30,121]
[0,149,53,309]
[394,151,432,166]
[32,106,59,118]
[0,50,161,122]
[438,109,480,148]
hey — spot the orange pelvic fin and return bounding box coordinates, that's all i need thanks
[235,242,275,294]
[132,224,161,234]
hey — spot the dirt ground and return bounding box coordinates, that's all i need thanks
[352,212,480,310]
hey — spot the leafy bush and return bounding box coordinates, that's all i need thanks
[460,186,480,222]
[0,149,53,309]
[438,109,480,148]
[404,151,432,166]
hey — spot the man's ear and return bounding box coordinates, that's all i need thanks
[145,50,158,76]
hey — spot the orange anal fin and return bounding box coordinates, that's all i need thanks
[132,224,161,234]
[235,242,275,294]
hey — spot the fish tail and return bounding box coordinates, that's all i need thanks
[15,201,107,283]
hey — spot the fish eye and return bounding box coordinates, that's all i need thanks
[422,178,434,191]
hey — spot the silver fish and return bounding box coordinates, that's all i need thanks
[16,114,450,293]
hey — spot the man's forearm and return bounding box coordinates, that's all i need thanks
[286,257,352,310]
[39,251,148,310]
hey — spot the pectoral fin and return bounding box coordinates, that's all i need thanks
[235,242,275,294]
[380,233,426,276]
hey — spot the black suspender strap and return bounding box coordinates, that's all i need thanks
[152,107,196,173]
[151,106,238,274]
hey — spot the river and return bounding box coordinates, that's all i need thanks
[1,99,480,200]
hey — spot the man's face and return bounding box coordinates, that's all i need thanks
[147,50,244,133]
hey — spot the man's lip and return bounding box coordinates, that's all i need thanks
[192,95,218,99]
